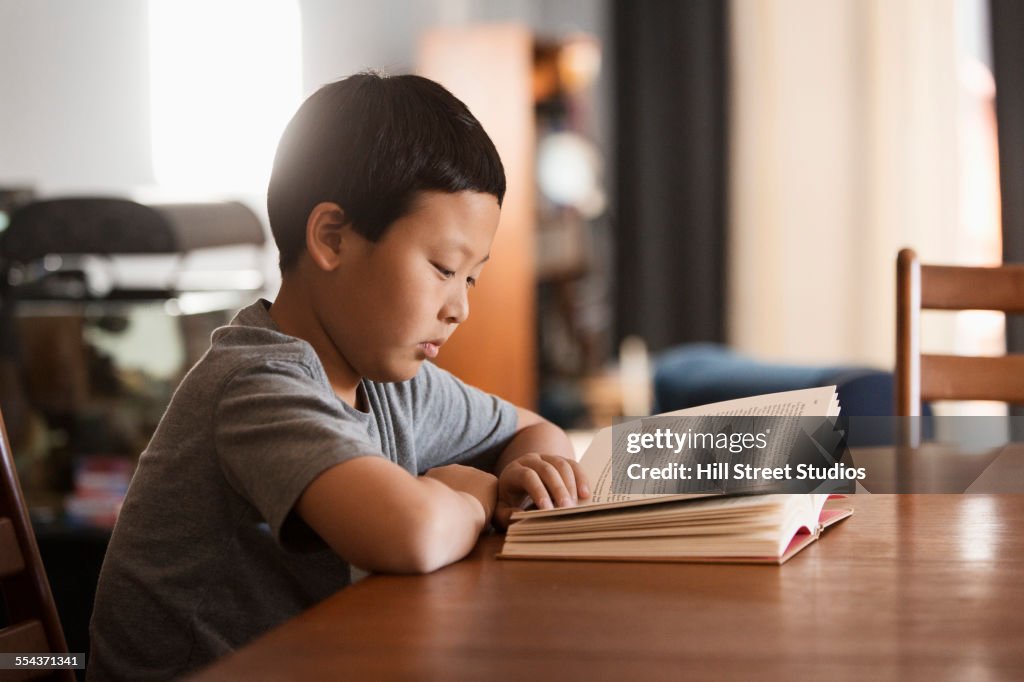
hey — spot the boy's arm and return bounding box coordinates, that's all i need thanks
[296,456,496,574]
[491,407,591,528]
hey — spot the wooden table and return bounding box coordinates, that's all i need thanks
[190,493,1024,680]
[855,442,1024,492]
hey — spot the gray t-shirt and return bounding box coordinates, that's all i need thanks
[87,300,517,681]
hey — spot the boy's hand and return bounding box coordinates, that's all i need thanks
[494,453,590,529]
[422,464,498,523]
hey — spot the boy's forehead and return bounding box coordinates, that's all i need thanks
[427,234,492,263]
[387,190,500,256]
[437,238,488,256]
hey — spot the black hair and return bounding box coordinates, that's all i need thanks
[267,72,506,271]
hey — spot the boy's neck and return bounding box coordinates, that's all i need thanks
[269,278,362,409]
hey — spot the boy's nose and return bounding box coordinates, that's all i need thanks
[440,287,469,325]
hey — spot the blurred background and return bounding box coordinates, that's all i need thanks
[1,0,1023,663]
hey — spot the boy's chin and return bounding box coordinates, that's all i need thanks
[365,359,424,384]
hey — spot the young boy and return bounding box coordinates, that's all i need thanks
[87,73,590,680]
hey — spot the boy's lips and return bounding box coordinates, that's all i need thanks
[418,339,445,359]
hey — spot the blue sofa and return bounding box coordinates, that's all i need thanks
[652,344,927,446]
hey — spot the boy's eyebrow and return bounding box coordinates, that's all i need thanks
[446,241,490,266]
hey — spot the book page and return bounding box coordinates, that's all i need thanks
[521,386,840,520]
[660,385,840,419]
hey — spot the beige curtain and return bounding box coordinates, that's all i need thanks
[728,0,959,368]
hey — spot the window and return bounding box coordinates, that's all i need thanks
[148,0,302,194]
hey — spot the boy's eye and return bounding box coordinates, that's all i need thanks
[432,261,478,288]
[432,262,455,279]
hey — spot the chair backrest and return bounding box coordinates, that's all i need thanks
[0,407,74,680]
[895,248,1024,416]
[2,198,266,264]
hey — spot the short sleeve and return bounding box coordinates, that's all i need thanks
[409,361,519,471]
[214,360,383,547]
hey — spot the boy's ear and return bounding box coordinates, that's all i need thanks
[305,202,351,271]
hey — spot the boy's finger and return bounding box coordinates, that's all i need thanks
[527,460,574,508]
[544,455,591,499]
[566,457,591,498]
[542,455,578,503]
[512,467,553,510]
[493,503,515,529]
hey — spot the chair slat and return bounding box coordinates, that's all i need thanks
[897,249,1024,420]
[920,354,1024,403]
[0,618,49,653]
[0,517,26,578]
[920,263,1024,312]
[0,620,55,681]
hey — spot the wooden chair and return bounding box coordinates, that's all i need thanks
[0,407,75,680]
[896,248,1024,417]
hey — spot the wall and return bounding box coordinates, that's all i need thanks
[0,0,610,204]
[0,0,154,194]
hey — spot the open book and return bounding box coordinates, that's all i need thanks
[499,386,853,564]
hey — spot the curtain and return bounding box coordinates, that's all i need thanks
[991,0,1024,354]
[727,0,960,368]
[612,0,728,352]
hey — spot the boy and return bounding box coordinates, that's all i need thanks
[87,73,589,680]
